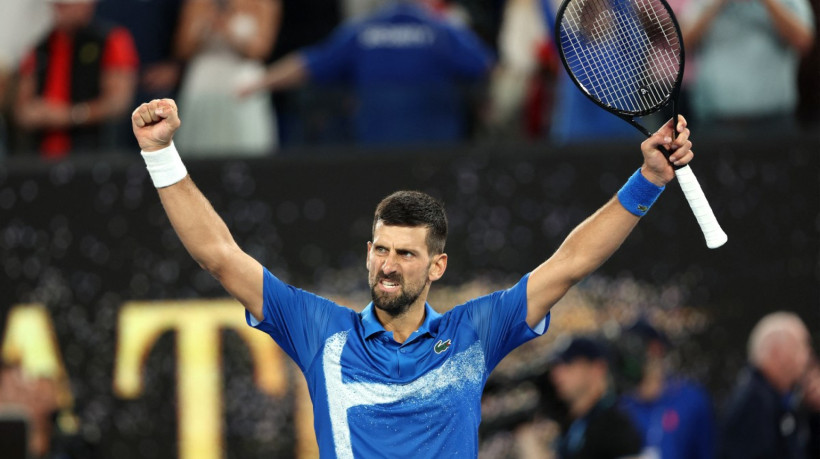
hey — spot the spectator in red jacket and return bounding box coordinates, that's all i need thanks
[15,0,138,159]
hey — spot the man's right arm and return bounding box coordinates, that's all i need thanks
[132,99,264,321]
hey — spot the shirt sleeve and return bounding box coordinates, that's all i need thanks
[246,268,352,372]
[301,24,358,84]
[461,273,549,371]
[101,27,140,71]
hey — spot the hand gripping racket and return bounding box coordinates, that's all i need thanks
[554,0,728,248]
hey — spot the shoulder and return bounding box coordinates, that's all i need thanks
[724,368,777,416]
[666,377,711,400]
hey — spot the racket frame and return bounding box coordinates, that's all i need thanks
[553,0,686,136]
[553,0,728,249]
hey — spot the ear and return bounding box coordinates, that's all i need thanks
[428,252,448,282]
[366,241,372,271]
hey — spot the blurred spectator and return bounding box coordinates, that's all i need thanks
[718,311,812,459]
[549,336,644,459]
[266,0,340,146]
[484,0,548,139]
[681,0,816,137]
[0,362,58,458]
[95,0,184,150]
[799,356,820,459]
[344,0,392,19]
[240,0,494,146]
[14,0,138,159]
[173,0,281,157]
[618,319,716,459]
[0,361,97,459]
[0,0,52,157]
[540,0,641,145]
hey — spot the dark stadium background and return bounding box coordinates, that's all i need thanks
[1,135,817,458]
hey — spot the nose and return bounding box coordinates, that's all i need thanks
[380,252,399,275]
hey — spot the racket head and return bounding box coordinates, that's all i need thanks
[554,0,685,119]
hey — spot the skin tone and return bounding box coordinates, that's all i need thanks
[366,222,447,343]
[15,1,136,132]
[131,98,693,344]
[0,366,58,456]
[755,322,811,394]
[550,359,609,418]
[236,53,308,98]
[175,0,281,62]
[802,359,820,411]
[635,340,667,401]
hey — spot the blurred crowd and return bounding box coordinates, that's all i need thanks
[3,275,819,458]
[0,0,816,159]
[477,308,820,459]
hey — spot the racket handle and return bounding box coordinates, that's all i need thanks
[674,165,728,249]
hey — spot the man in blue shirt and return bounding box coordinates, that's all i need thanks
[618,319,716,459]
[239,0,494,145]
[131,98,695,457]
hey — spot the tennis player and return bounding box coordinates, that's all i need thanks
[132,98,693,458]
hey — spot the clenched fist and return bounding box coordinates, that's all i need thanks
[132,99,181,152]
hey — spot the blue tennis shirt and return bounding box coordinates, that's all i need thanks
[247,269,548,458]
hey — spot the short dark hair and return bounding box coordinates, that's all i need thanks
[372,190,448,254]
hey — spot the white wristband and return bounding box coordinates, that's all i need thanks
[141,142,188,188]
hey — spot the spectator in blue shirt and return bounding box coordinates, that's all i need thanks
[618,319,716,459]
[239,0,494,145]
[130,97,695,457]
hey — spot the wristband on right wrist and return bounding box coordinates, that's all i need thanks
[617,168,665,217]
[141,142,187,188]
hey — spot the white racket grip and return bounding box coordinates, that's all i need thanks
[674,165,728,249]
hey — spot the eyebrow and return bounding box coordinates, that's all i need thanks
[372,244,419,256]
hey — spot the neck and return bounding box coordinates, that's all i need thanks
[637,360,665,400]
[570,380,606,418]
[375,300,427,344]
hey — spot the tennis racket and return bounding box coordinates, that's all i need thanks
[554,0,728,248]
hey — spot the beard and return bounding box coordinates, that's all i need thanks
[369,273,426,318]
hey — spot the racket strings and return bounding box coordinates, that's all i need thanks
[559,0,681,114]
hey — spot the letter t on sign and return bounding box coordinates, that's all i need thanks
[113,300,287,459]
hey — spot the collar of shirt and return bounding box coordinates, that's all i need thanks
[360,302,442,344]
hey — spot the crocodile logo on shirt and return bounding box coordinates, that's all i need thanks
[434,339,452,354]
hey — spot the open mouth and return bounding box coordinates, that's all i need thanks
[378,277,401,292]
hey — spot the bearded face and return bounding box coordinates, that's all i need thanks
[366,223,443,319]
[369,268,429,318]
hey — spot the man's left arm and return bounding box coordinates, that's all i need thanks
[525,117,693,328]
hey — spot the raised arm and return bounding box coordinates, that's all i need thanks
[524,117,693,328]
[132,99,265,320]
[236,52,310,98]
